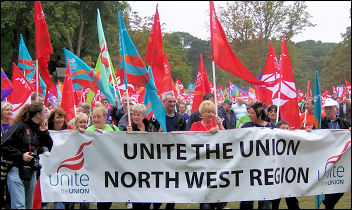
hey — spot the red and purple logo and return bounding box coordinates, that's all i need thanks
[325,140,351,170]
[57,140,92,173]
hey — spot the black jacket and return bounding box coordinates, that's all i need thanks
[186,110,202,131]
[1,119,53,167]
[150,112,186,132]
[321,116,350,129]
[123,118,152,132]
[110,106,125,125]
[218,107,237,130]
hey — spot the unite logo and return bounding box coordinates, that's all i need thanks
[49,140,92,195]
[325,140,350,170]
[57,140,92,173]
[317,141,350,186]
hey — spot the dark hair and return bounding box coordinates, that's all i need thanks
[276,120,289,128]
[12,102,44,124]
[306,98,314,105]
[48,107,67,130]
[31,92,43,101]
[101,98,108,102]
[203,93,214,101]
[250,102,267,121]
[267,104,277,113]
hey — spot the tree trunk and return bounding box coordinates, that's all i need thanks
[11,6,23,71]
[76,3,85,57]
[66,34,74,53]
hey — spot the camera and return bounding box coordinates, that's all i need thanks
[29,151,41,171]
[28,147,50,171]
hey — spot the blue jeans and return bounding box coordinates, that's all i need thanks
[54,202,65,209]
[7,166,37,209]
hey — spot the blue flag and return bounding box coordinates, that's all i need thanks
[118,11,166,132]
[143,66,167,132]
[18,34,47,97]
[314,70,322,128]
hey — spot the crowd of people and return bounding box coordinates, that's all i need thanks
[1,91,351,209]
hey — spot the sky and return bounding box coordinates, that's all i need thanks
[127,1,351,43]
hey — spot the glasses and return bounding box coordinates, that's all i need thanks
[269,110,277,113]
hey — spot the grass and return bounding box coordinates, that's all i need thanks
[62,192,351,209]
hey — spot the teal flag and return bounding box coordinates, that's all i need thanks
[314,70,322,128]
[96,8,116,106]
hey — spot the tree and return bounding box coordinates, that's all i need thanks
[1,1,130,79]
[216,1,315,86]
[321,25,351,90]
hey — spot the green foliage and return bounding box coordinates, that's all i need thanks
[1,1,350,94]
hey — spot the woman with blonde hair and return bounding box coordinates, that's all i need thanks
[190,100,224,133]
[189,100,224,209]
[1,102,13,135]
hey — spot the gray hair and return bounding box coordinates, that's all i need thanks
[1,102,12,115]
[132,103,146,116]
[78,102,91,113]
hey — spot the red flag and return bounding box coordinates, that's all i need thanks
[34,1,57,98]
[339,85,349,102]
[191,54,211,113]
[158,53,178,98]
[273,36,300,129]
[138,87,146,103]
[209,1,265,85]
[175,79,185,95]
[32,179,41,209]
[248,85,256,101]
[29,70,44,94]
[260,42,279,107]
[254,85,262,102]
[60,59,75,123]
[332,84,337,95]
[145,5,165,90]
[306,80,311,98]
[297,88,304,101]
[8,63,34,116]
[344,76,351,94]
[321,89,331,105]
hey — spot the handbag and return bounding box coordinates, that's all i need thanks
[18,165,33,181]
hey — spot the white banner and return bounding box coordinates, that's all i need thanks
[40,128,351,203]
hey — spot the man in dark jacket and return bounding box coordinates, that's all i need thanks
[218,99,236,130]
[186,93,215,131]
[149,93,186,209]
[321,98,351,209]
[111,96,128,125]
[150,93,186,132]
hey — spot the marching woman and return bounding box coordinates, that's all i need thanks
[240,101,275,210]
[86,106,119,209]
[1,102,53,209]
[1,102,13,209]
[189,100,224,209]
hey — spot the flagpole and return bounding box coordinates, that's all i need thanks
[212,61,218,117]
[107,63,119,105]
[36,59,39,102]
[276,72,282,124]
[126,83,132,127]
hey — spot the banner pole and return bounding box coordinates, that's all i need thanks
[36,59,39,102]
[212,61,218,117]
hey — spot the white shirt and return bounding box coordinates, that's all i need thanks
[232,103,247,120]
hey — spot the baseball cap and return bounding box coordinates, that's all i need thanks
[223,99,233,105]
[323,98,338,107]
